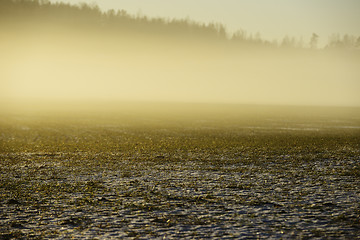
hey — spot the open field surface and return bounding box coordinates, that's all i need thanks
[0,104,360,239]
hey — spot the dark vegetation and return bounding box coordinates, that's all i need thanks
[1,0,359,49]
[0,106,360,238]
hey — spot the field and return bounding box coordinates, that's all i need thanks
[0,104,359,239]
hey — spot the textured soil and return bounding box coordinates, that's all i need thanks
[0,108,359,239]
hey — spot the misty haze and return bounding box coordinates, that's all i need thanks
[0,0,359,239]
[1,0,359,107]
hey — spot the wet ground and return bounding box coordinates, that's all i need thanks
[0,107,359,239]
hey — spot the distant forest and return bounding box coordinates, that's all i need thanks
[1,0,359,50]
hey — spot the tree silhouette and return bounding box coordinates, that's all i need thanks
[310,33,319,49]
[0,0,358,50]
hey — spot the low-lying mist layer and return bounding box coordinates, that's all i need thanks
[1,0,359,107]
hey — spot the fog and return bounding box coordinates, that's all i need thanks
[1,1,359,112]
[2,32,358,107]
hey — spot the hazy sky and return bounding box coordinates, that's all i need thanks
[49,0,360,45]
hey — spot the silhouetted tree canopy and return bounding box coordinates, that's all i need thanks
[0,0,359,50]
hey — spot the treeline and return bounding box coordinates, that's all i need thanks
[1,0,359,50]
[327,34,360,50]
[0,0,227,41]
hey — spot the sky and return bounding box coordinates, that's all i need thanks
[49,0,360,46]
